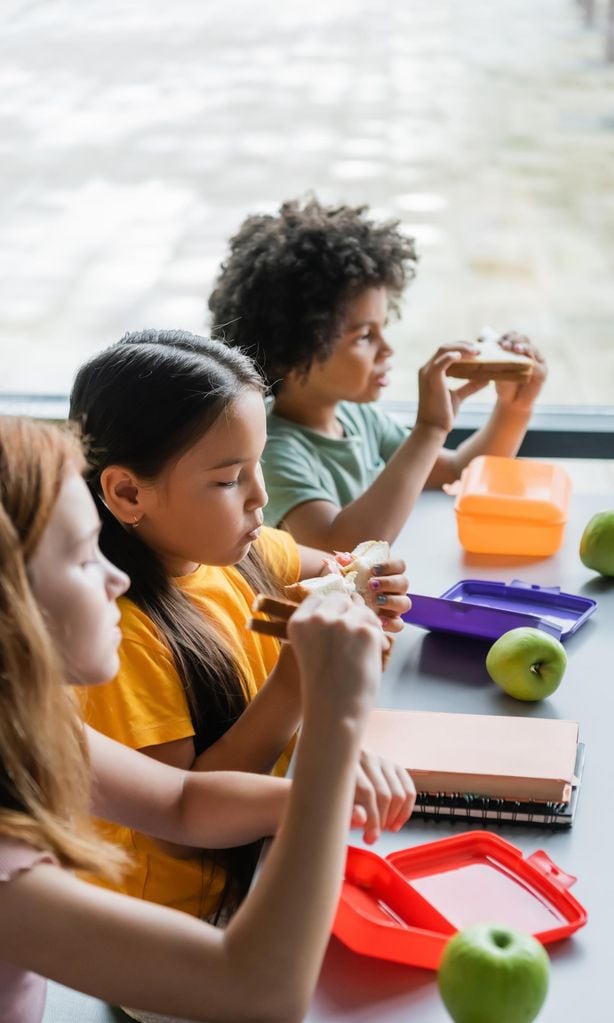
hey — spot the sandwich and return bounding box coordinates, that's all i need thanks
[249,540,394,666]
[285,540,391,602]
[445,333,534,382]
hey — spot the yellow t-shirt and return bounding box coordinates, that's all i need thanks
[80,526,300,918]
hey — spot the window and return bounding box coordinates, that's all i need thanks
[1,1,613,465]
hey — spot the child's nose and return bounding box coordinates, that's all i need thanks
[377,332,394,358]
[246,465,268,511]
[107,563,130,599]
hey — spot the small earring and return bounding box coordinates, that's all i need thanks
[131,515,143,529]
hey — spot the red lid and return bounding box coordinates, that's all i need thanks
[332,831,587,970]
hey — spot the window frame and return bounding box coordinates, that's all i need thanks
[1,394,613,459]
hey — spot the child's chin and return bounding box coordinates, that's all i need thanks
[358,386,384,403]
[235,539,254,562]
[90,646,122,684]
[69,661,120,688]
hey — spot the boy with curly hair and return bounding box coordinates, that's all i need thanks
[208,198,547,551]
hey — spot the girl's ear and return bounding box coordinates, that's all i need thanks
[100,466,150,525]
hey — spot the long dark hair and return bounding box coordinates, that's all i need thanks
[69,330,281,910]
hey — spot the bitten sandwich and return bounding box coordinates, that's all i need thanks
[445,335,534,382]
[248,540,394,666]
[285,540,391,602]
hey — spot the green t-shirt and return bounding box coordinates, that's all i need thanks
[262,401,408,527]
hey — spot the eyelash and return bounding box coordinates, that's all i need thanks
[217,480,239,488]
[80,542,103,568]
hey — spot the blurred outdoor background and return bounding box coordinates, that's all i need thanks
[1,0,613,406]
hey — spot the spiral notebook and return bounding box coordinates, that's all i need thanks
[362,709,583,827]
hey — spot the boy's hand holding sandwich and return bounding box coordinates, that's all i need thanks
[493,331,548,413]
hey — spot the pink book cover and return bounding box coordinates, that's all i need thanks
[362,709,579,802]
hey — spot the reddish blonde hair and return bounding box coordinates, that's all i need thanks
[0,415,123,876]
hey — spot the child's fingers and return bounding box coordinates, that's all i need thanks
[370,593,410,616]
[498,331,530,353]
[368,571,408,595]
[378,611,406,634]
[531,345,546,365]
[353,763,381,844]
[450,378,490,403]
[359,752,393,835]
[430,350,465,372]
[379,760,415,831]
[498,332,545,363]
[350,804,368,829]
[431,341,479,358]
[499,333,546,370]
[368,574,410,629]
[370,558,406,578]
[389,767,417,831]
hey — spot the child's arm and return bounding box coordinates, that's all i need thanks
[425,334,547,488]
[145,643,303,776]
[284,337,546,550]
[88,726,289,848]
[284,343,483,550]
[140,641,414,849]
[0,594,384,1023]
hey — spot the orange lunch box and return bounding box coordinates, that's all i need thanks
[453,456,571,557]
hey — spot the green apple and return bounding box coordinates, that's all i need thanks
[438,923,550,1023]
[580,510,614,577]
[485,627,566,701]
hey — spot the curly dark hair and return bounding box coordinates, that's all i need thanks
[208,197,418,390]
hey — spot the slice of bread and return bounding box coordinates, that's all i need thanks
[285,571,357,603]
[342,540,391,593]
[286,540,391,601]
[445,337,533,381]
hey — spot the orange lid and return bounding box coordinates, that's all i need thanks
[454,456,571,524]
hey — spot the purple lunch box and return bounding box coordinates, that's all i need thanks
[402,578,597,642]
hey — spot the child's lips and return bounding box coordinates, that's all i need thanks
[374,373,390,388]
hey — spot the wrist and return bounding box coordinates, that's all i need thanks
[270,645,301,689]
[301,705,368,750]
[412,418,449,441]
[494,398,533,421]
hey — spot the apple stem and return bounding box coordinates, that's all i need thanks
[530,663,542,676]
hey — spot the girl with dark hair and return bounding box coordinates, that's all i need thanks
[0,414,388,1023]
[68,330,415,974]
[209,197,548,552]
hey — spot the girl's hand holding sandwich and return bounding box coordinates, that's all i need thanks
[361,557,410,633]
[315,540,411,633]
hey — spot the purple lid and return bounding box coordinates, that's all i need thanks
[402,579,597,642]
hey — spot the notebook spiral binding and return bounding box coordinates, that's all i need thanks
[412,792,569,828]
[410,742,585,829]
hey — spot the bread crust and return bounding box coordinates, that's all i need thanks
[445,338,533,381]
[446,359,533,381]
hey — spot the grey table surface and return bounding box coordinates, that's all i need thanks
[304,489,613,1022]
[43,489,612,1022]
